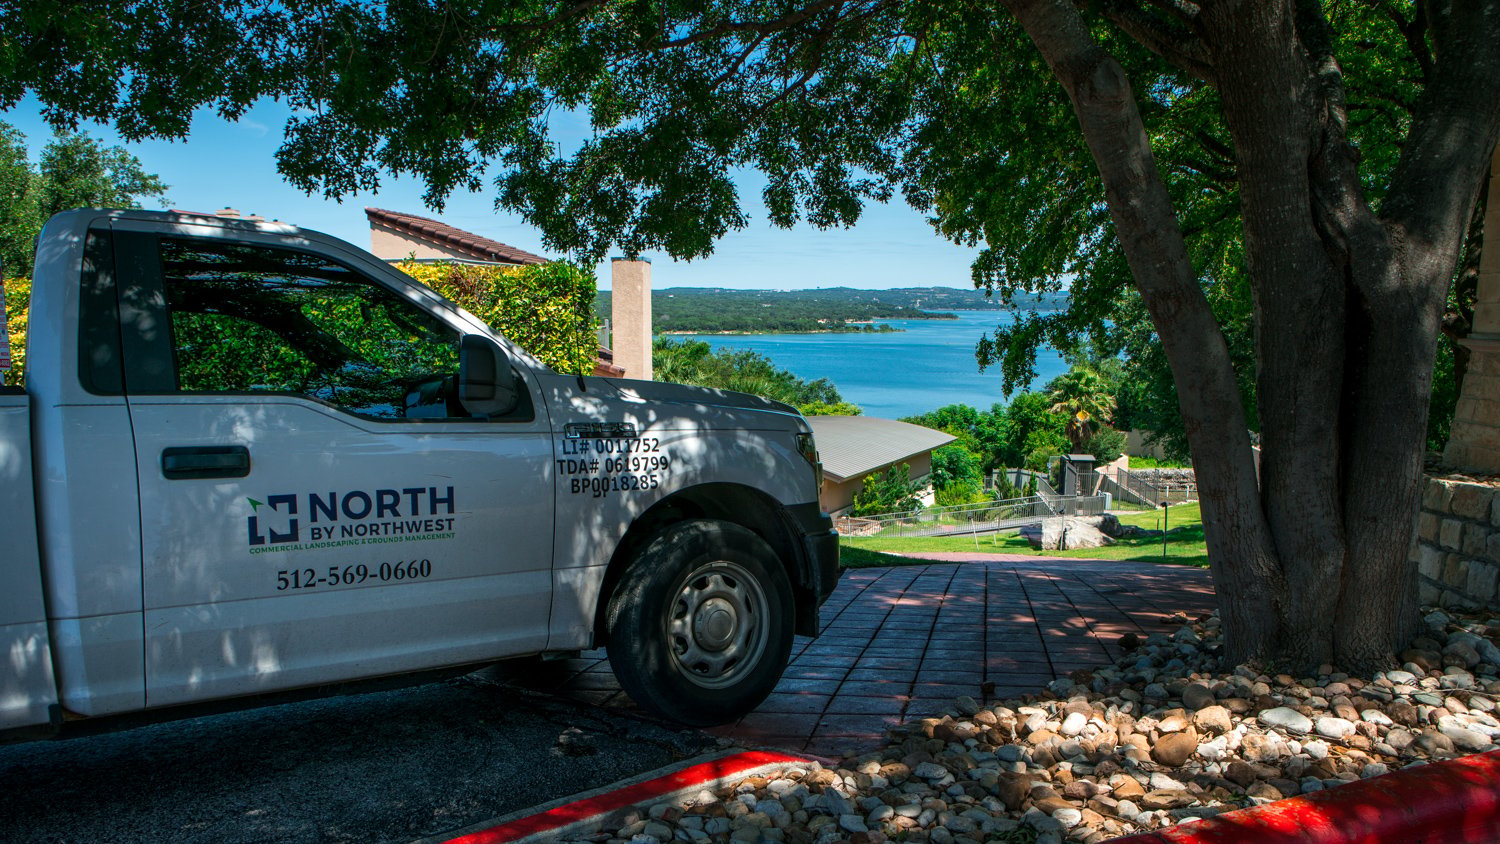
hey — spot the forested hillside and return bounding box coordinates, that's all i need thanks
[595,286,1065,333]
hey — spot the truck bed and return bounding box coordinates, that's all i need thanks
[0,391,57,733]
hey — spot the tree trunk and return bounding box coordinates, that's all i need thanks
[1004,0,1500,672]
[1199,2,1352,667]
[1000,0,1285,663]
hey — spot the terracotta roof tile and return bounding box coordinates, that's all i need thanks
[365,207,547,265]
[591,346,625,377]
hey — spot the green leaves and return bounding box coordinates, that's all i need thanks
[902,396,1068,473]
[35,131,168,216]
[0,122,168,277]
[398,259,599,375]
[1045,364,1116,452]
[652,337,847,407]
[0,2,1467,450]
[0,0,286,138]
[4,0,925,261]
[929,442,981,489]
[850,461,921,517]
[0,124,36,279]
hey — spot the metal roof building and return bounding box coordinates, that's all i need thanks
[806,415,956,515]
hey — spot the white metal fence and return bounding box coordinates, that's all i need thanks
[1107,468,1197,507]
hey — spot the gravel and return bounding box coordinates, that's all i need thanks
[562,607,1500,844]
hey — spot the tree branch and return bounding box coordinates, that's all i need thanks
[650,0,850,50]
[508,0,612,53]
[1345,98,1406,133]
[1099,0,1214,81]
[1378,0,1433,84]
[1292,0,1380,273]
[1176,154,1234,185]
[1380,0,1500,257]
[751,15,841,119]
[1194,128,1233,166]
[709,33,767,91]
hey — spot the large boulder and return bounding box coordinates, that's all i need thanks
[1019,514,1162,550]
[1021,517,1116,550]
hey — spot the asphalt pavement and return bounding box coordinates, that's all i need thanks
[0,671,717,844]
[0,556,1217,842]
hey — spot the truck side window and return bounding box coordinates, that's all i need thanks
[157,238,470,420]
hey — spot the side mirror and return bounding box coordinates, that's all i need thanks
[459,334,520,418]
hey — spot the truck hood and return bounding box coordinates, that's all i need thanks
[601,378,803,418]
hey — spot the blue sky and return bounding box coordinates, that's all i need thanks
[4,96,983,291]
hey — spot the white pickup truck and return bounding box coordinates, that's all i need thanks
[0,209,838,737]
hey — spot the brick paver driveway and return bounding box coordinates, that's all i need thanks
[504,555,1215,758]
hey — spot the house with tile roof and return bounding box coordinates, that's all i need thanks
[806,415,956,515]
[365,207,548,266]
[364,208,624,377]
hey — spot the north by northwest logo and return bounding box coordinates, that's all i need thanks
[248,486,457,549]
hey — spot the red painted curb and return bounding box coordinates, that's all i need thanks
[1112,749,1500,843]
[444,750,808,844]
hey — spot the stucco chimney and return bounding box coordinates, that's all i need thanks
[1444,144,1500,471]
[611,257,653,380]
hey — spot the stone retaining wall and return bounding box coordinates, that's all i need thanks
[1413,475,1500,609]
[1130,468,1198,485]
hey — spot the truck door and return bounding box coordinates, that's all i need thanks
[113,224,555,707]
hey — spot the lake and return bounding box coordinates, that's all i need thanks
[667,310,1068,419]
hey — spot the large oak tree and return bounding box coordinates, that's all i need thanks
[6,0,1499,669]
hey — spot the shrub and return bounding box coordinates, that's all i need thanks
[2,259,600,387]
[398,259,598,375]
[799,401,862,416]
[1082,427,1128,464]
[3,275,28,387]
[934,481,988,508]
[930,444,983,489]
[851,463,922,517]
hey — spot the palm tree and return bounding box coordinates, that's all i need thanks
[1046,366,1116,453]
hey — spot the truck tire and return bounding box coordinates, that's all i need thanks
[606,519,794,726]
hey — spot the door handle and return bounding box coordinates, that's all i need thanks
[161,446,251,480]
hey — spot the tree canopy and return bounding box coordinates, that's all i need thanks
[903,396,1072,472]
[0,121,168,277]
[7,0,1500,670]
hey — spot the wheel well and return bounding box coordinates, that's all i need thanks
[593,483,807,645]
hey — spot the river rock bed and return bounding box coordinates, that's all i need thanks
[567,608,1500,844]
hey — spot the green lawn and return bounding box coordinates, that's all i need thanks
[840,545,924,569]
[841,502,1208,568]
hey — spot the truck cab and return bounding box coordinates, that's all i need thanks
[0,209,837,735]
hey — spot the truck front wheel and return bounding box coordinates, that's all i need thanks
[606,519,793,726]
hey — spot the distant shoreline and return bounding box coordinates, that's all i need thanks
[599,286,1061,335]
[657,312,970,336]
[653,309,1044,335]
[646,310,1073,419]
